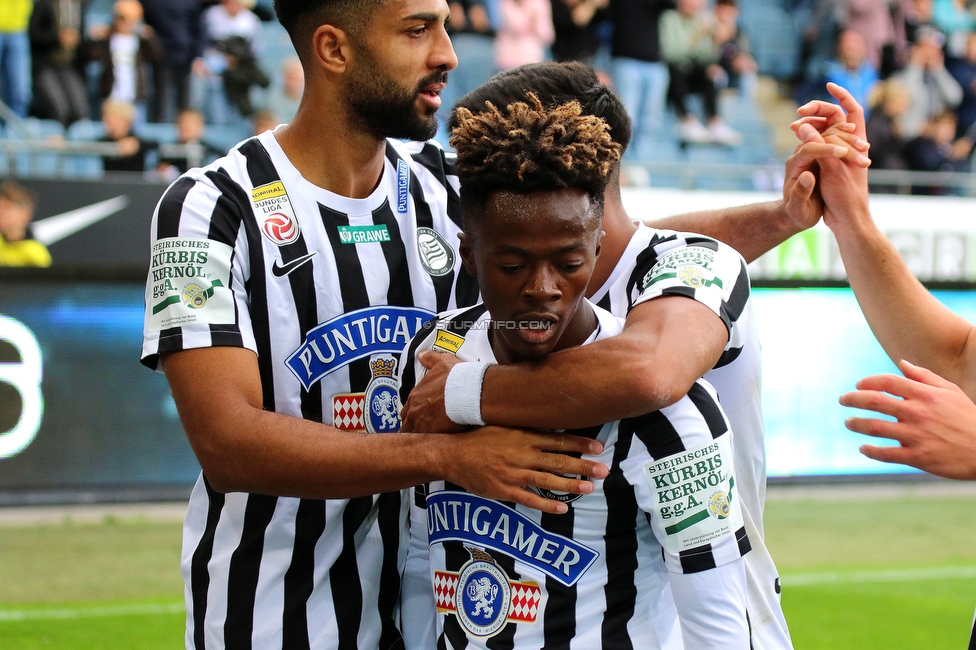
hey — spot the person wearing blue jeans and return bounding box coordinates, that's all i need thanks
[0,0,32,117]
[608,0,671,161]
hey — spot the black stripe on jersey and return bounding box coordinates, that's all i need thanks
[541,508,578,649]
[685,383,729,438]
[205,168,276,410]
[376,492,406,650]
[678,543,718,574]
[714,344,743,369]
[683,236,720,251]
[736,526,751,555]
[190,477,225,650]
[443,304,489,336]
[331,496,373,649]
[602,421,640,650]
[724,258,751,321]
[224,494,279,649]
[399,159,455,313]
[596,292,612,312]
[969,615,976,650]
[398,316,441,405]
[623,410,687,460]
[152,176,198,358]
[321,205,373,391]
[157,175,196,237]
[371,199,415,307]
[409,141,452,183]
[282,500,326,650]
[413,483,428,508]
[205,172,249,349]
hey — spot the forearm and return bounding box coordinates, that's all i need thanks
[480,300,724,429]
[648,200,798,264]
[185,405,454,498]
[831,216,976,395]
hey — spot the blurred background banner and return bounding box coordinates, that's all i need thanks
[0,277,197,505]
[15,177,167,267]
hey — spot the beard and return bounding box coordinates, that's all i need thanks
[344,45,445,142]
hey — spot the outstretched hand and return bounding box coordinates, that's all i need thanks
[840,360,976,480]
[447,425,610,514]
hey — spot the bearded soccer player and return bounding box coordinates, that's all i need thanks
[399,94,751,649]
[140,3,614,648]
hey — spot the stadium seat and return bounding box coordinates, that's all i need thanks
[64,119,105,178]
[135,122,177,144]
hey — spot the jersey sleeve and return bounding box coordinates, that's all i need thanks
[628,233,750,338]
[618,380,752,645]
[618,379,750,575]
[140,170,255,371]
[669,559,750,649]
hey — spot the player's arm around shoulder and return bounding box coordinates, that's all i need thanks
[476,234,748,429]
[619,379,751,649]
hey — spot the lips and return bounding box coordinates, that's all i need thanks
[514,314,559,346]
[418,82,445,109]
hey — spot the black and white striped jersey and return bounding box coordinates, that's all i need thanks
[140,131,479,650]
[399,304,751,650]
[589,223,793,649]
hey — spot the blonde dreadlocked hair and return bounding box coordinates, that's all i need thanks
[450,92,622,222]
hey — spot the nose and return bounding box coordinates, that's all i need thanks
[523,266,561,303]
[431,24,458,72]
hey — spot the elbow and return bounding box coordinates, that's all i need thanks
[623,363,695,413]
[184,424,248,494]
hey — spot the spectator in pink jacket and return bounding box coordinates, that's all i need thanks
[495,0,555,71]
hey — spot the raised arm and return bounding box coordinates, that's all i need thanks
[801,83,976,397]
[163,346,608,514]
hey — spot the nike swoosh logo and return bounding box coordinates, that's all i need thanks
[272,252,316,277]
[30,196,130,246]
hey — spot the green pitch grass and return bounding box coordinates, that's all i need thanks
[1,488,974,649]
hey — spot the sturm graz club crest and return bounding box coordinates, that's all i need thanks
[416,227,455,277]
[456,549,512,638]
[365,357,400,433]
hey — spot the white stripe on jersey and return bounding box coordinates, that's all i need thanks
[399,304,750,650]
[589,223,793,649]
[143,132,479,650]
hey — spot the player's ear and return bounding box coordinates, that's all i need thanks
[312,24,351,74]
[458,232,478,277]
[595,230,605,260]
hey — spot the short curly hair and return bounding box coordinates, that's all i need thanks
[450,92,621,226]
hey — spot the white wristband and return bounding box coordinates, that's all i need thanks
[444,361,491,426]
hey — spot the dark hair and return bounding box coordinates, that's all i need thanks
[450,92,621,227]
[273,0,384,63]
[450,61,632,151]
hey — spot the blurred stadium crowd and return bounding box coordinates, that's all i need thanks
[0,0,975,186]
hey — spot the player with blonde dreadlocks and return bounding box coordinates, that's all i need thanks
[397,91,751,650]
